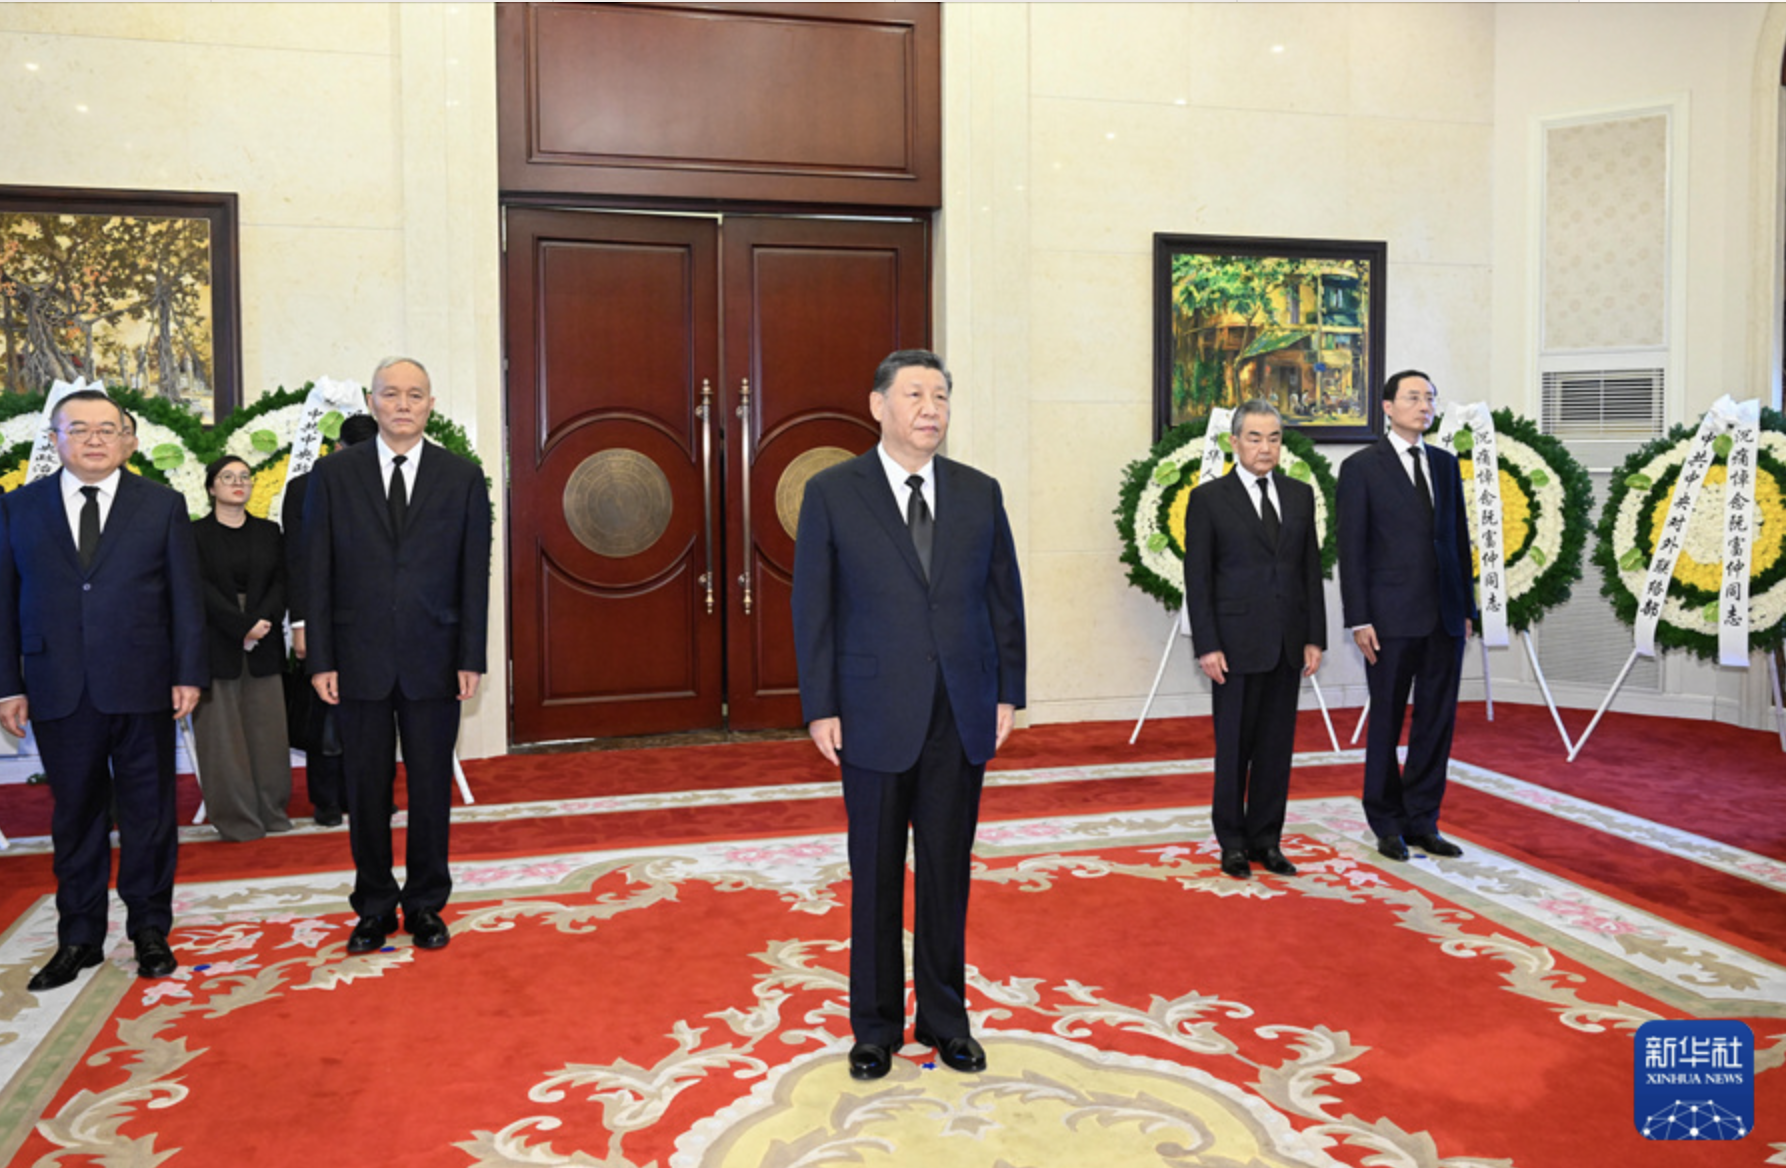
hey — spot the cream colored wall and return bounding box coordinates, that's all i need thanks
[0,3,508,757]
[940,3,1497,726]
[1487,3,1783,729]
[6,2,1780,746]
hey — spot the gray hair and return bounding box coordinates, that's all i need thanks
[1230,398,1283,437]
[872,349,952,395]
[372,355,431,387]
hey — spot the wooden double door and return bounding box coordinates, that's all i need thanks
[504,209,930,743]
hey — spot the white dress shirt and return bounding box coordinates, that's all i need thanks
[377,434,423,497]
[877,443,935,523]
[61,467,121,546]
[1386,429,1434,508]
[1231,463,1280,521]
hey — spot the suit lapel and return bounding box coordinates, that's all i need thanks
[352,442,396,540]
[847,450,928,586]
[1222,471,1275,552]
[927,458,960,587]
[87,472,145,577]
[405,441,444,530]
[1375,437,1422,508]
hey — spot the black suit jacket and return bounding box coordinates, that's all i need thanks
[281,471,312,625]
[304,439,491,702]
[1183,470,1327,673]
[0,471,207,718]
[192,511,287,681]
[791,450,1026,773]
[1337,437,1475,638]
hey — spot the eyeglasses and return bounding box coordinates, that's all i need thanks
[58,424,122,443]
[215,473,253,486]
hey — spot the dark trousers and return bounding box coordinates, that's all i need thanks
[35,689,178,946]
[336,689,460,920]
[1209,647,1300,852]
[1362,625,1465,839]
[304,701,346,815]
[839,679,985,1048]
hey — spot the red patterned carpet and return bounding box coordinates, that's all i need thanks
[1,704,1782,1166]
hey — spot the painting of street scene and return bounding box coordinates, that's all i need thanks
[0,189,238,422]
[1154,234,1385,442]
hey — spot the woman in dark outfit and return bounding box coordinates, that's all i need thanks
[191,455,291,841]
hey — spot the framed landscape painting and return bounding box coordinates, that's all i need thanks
[1154,233,1385,442]
[0,186,241,423]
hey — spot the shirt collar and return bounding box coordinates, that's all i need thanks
[876,442,932,487]
[1387,429,1424,457]
[377,435,424,468]
[61,467,122,499]
[1233,463,1272,491]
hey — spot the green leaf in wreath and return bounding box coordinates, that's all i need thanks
[1527,468,1550,488]
[1216,433,1232,452]
[1528,546,1547,567]
[1700,601,1719,624]
[151,443,184,471]
[1288,462,1313,483]
[320,410,344,440]
[1624,472,1653,490]
[250,429,279,453]
[1713,434,1733,460]
[1452,429,1475,453]
[1618,547,1647,571]
[1146,532,1170,552]
[1152,460,1180,486]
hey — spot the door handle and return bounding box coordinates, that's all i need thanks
[697,378,715,615]
[735,377,753,615]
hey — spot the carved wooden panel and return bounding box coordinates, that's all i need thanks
[498,2,940,207]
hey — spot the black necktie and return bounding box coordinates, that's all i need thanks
[78,485,100,570]
[905,473,932,581]
[1256,477,1280,545]
[389,454,409,538]
[1409,446,1434,518]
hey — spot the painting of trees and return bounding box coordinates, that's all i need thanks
[0,188,239,423]
[1153,234,1386,443]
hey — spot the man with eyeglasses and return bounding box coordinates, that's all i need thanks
[0,389,207,991]
[1337,370,1476,863]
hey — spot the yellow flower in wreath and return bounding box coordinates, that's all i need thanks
[1646,465,1785,591]
[1165,475,1200,552]
[248,454,292,520]
[1459,461,1533,577]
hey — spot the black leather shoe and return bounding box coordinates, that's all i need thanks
[848,1042,892,1080]
[1376,836,1410,862]
[406,909,450,950]
[915,1028,987,1073]
[1407,832,1463,858]
[313,807,344,827]
[132,927,177,980]
[1247,846,1297,876]
[27,943,103,992]
[1219,850,1251,879]
[346,914,399,954]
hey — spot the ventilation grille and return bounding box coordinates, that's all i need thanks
[1532,471,1660,691]
[1539,368,1665,439]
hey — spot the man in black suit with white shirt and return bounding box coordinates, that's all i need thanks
[792,349,1026,1082]
[1182,400,1326,879]
[1337,370,1475,862]
[0,390,206,991]
[306,357,490,954]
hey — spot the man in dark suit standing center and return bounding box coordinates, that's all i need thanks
[307,357,491,955]
[792,349,1026,1082]
[1183,400,1326,879]
[1337,370,1475,863]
